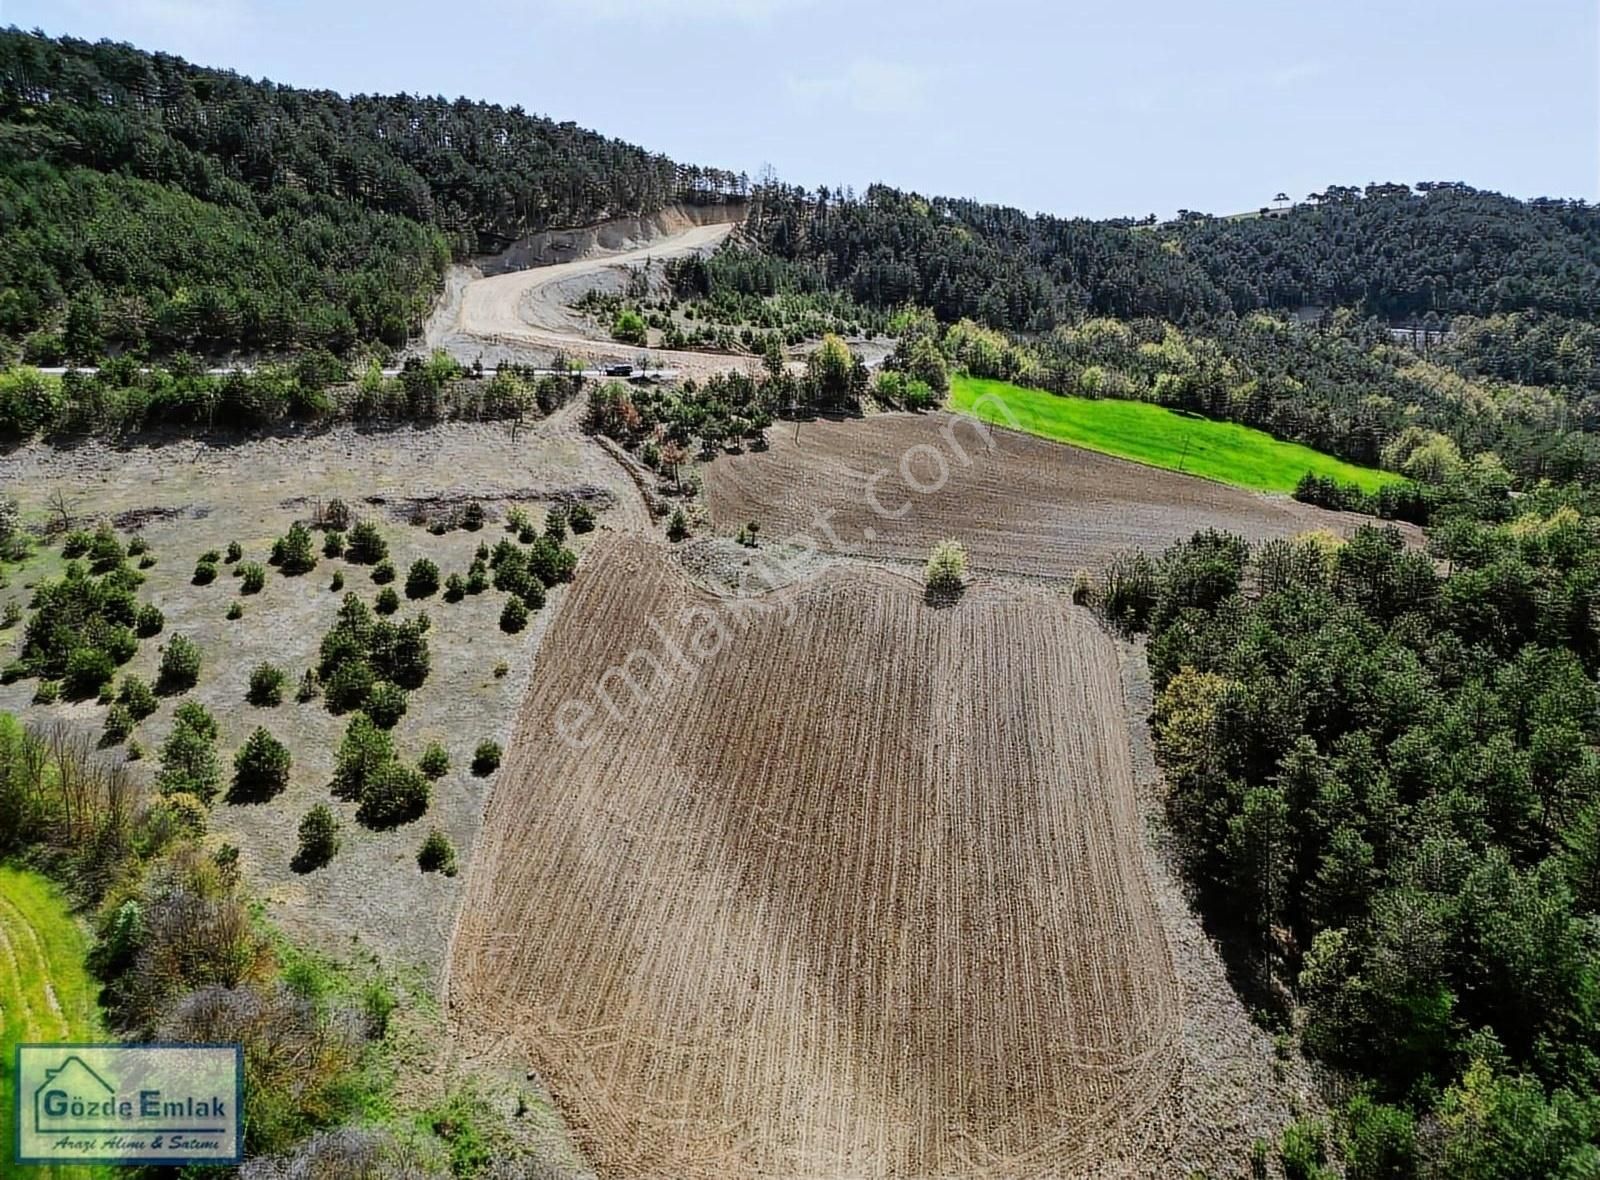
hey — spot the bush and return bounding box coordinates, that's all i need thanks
[418,743,450,780]
[346,520,387,565]
[1070,568,1094,606]
[225,540,243,563]
[461,502,485,531]
[667,508,689,542]
[294,805,340,872]
[155,700,220,800]
[1,601,21,629]
[472,741,502,776]
[364,681,408,729]
[499,596,527,633]
[323,530,345,557]
[356,762,430,829]
[198,548,222,564]
[443,573,465,602]
[238,562,267,594]
[137,553,156,569]
[924,539,967,594]
[371,559,396,585]
[320,498,352,532]
[61,529,93,558]
[417,829,458,876]
[324,660,375,714]
[192,560,218,585]
[465,562,489,595]
[271,522,318,575]
[330,713,393,801]
[248,662,286,706]
[492,661,508,679]
[1099,550,1157,634]
[119,674,157,720]
[230,727,291,803]
[330,570,344,591]
[32,679,59,704]
[405,559,440,599]
[569,503,596,533]
[544,509,567,543]
[226,600,243,620]
[375,587,400,615]
[63,646,115,699]
[134,602,164,637]
[156,634,202,694]
[87,523,125,573]
[295,667,321,703]
[102,702,133,746]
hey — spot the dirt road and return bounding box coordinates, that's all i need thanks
[437,221,752,375]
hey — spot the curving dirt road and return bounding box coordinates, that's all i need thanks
[438,221,753,375]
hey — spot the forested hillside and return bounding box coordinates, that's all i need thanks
[0,28,741,359]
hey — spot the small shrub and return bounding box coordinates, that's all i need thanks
[226,600,243,620]
[294,805,340,871]
[505,506,532,534]
[521,580,545,611]
[63,646,115,699]
[472,741,502,776]
[248,662,287,706]
[371,559,396,585]
[192,560,218,585]
[499,596,527,633]
[225,540,243,563]
[417,829,458,876]
[544,508,567,543]
[924,539,967,594]
[324,660,375,714]
[666,508,689,542]
[1,601,21,628]
[156,634,202,694]
[1070,568,1094,606]
[198,549,222,564]
[443,573,465,602]
[32,679,60,704]
[126,739,143,761]
[364,681,408,729]
[357,761,430,829]
[569,503,596,533]
[238,562,266,594]
[492,661,508,679]
[330,570,345,592]
[465,562,489,595]
[138,553,156,569]
[405,559,440,599]
[461,502,485,531]
[321,498,352,532]
[118,674,157,720]
[418,743,450,780]
[295,667,321,702]
[230,727,291,803]
[375,587,400,615]
[347,520,388,565]
[323,530,345,558]
[126,536,149,557]
[102,703,133,745]
[271,522,318,575]
[133,602,164,637]
[61,530,93,557]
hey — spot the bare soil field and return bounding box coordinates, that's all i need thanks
[448,535,1186,1179]
[704,411,1419,576]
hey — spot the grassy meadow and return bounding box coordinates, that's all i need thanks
[949,374,1402,495]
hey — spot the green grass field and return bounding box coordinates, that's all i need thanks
[949,374,1402,495]
[0,864,107,1179]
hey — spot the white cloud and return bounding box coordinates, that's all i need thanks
[787,58,929,116]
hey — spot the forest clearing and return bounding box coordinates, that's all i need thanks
[448,536,1187,1178]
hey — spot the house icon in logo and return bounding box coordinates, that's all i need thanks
[34,1055,116,1133]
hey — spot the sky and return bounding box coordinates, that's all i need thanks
[8,0,1597,220]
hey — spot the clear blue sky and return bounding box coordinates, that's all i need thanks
[12,0,1598,219]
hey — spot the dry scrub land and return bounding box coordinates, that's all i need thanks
[449,536,1186,1179]
[703,412,1411,577]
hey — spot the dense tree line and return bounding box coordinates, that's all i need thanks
[0,28,737,358]
[1103,502,1600,1175]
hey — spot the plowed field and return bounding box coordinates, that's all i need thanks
[703,412,1415,576]
[448,536,1183,1178]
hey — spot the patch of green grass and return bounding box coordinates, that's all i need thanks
[949,374,1403,495]
[0,864,108,1179]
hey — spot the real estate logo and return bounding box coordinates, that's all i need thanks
[15,1043,242,1165]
